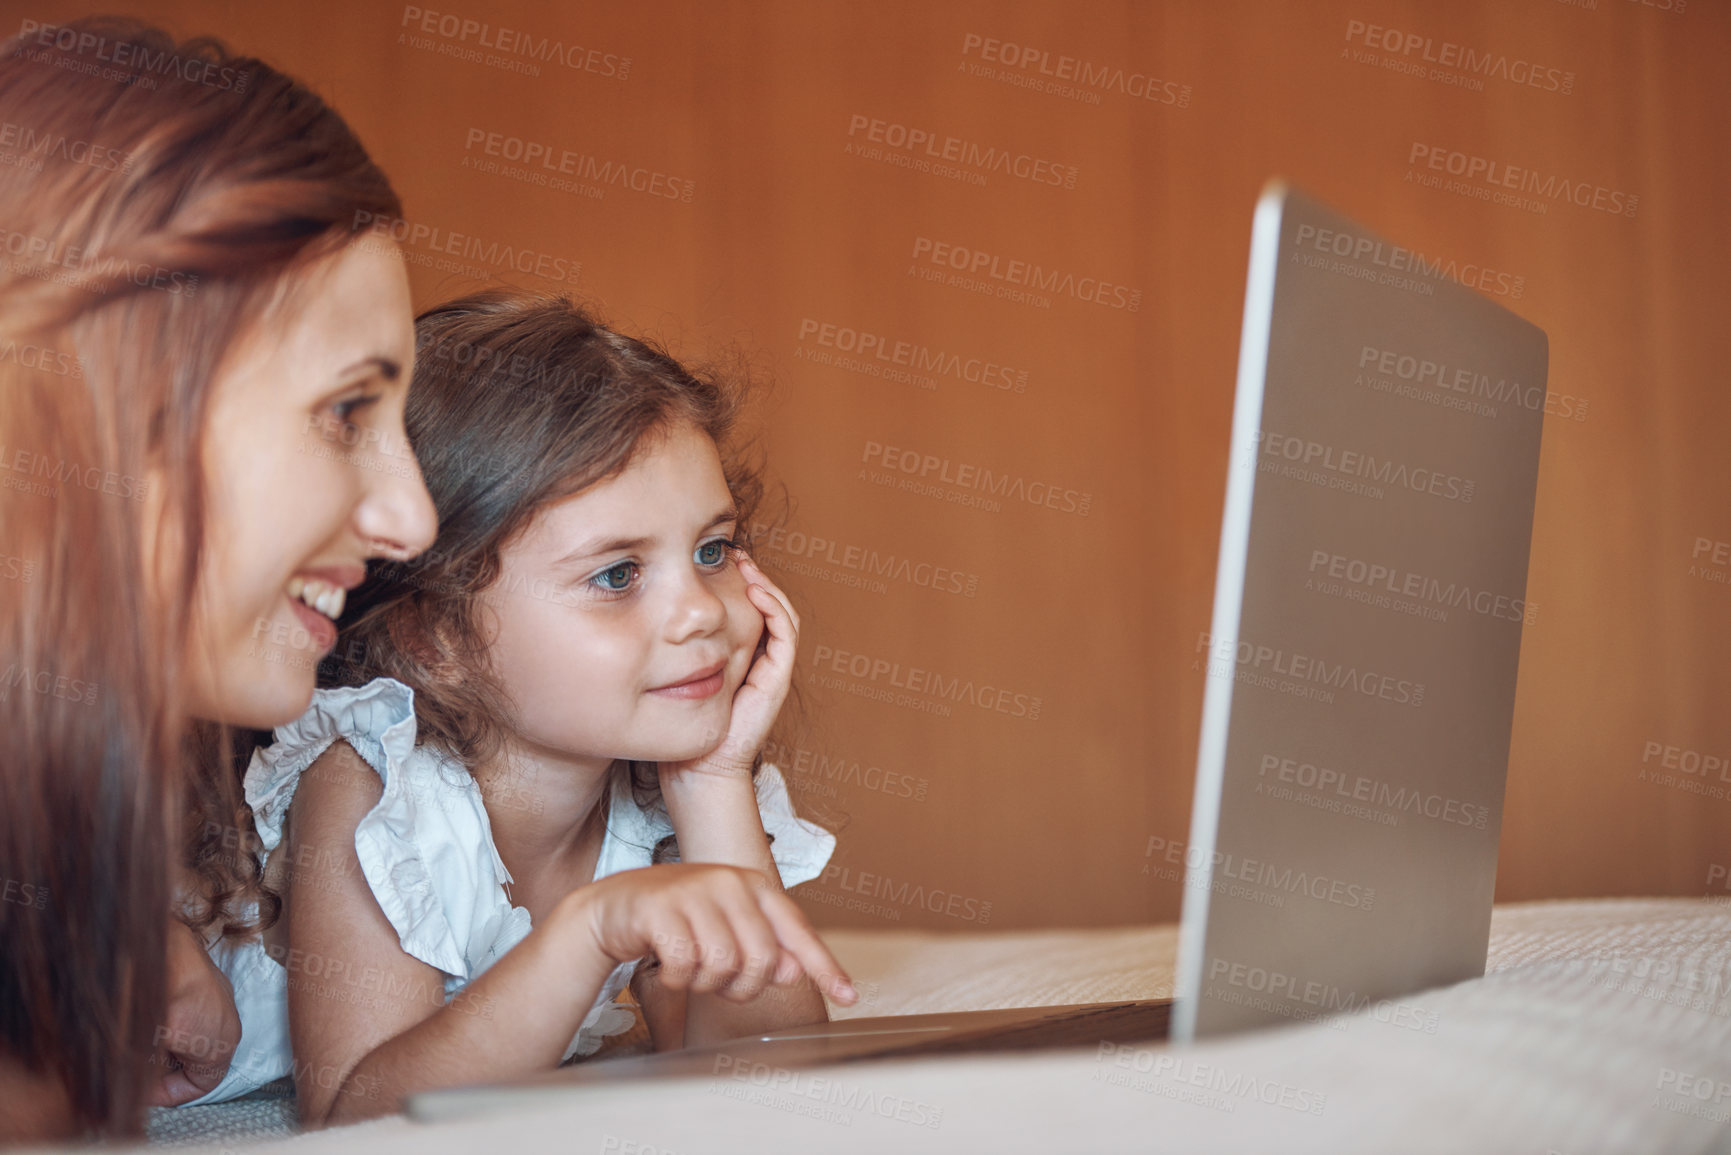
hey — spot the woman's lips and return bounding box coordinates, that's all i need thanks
[285,593,338,654]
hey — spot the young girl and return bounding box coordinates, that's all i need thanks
[203,290,856,1124]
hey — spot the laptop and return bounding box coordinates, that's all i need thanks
[409,179,1548,1121]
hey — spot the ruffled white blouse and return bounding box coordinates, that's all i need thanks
[186,676,834,1106]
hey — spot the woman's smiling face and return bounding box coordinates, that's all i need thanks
[179,238,439,728]
[479,418,765,768]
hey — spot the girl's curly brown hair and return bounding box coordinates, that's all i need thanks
[319,289,807,860]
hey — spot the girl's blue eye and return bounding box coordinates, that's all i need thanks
[592,562,637,592]
[586,539,738,598]
[696,538,738,567]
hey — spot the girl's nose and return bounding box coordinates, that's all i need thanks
[662,565,728,642]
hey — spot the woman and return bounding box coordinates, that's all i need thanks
[0,16,436,1140]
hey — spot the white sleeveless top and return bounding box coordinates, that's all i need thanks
[186,676,835,1106]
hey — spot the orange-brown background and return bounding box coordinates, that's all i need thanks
[26,0,1729,929]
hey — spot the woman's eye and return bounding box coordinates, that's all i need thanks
[330,394,379,429]
[591,562,638,593]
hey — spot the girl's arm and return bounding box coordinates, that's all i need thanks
[640,775,833,1049]
[281,739,619,1126]
[284,739,853,1126]
[641,557,834,1049]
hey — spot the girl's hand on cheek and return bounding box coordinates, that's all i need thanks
[660,554,798,785]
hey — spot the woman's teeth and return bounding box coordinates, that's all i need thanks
[286,575,346,621]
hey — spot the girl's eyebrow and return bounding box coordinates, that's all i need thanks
[555,504,739,567]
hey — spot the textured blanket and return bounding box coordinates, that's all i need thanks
[139,898,1731,1153]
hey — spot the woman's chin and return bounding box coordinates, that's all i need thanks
[195,662,317,729]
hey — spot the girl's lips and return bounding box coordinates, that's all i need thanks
[648,662,726,700]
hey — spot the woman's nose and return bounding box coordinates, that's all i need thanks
[356,448,438,561]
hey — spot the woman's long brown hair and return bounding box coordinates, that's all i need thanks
[0,17,400,1139]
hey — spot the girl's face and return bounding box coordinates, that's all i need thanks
[482,419,765,768]
[178,239,439,728]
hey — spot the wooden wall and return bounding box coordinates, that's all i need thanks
[23,0,1728,928]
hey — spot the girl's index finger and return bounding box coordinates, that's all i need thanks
[757,892,856,1004]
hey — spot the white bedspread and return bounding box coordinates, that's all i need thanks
[135,898,1731,1153]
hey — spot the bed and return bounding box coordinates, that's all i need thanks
[140,897,1731,1153]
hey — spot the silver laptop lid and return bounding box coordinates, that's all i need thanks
[1173,181,1548,1040]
